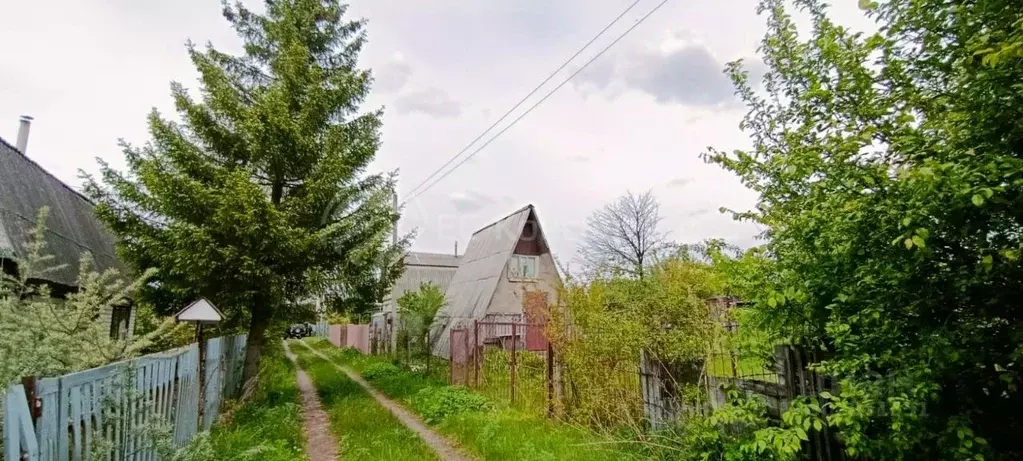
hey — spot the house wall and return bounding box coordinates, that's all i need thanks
[486,250,559,315]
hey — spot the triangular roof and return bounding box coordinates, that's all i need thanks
[0,137,124,287]
[432,204,552,357]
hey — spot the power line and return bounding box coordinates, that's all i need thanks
[399,0,647,202]
[401,0,671,205]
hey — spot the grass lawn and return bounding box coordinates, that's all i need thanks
[289,340,440,460]
[204,346,308,461]
[302,338,642,461]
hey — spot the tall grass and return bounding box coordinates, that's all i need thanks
[290,341,440,460]
[204,348,307,461]
[303,339,642,461]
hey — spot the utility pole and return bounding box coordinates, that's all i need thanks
[392,190,398,246]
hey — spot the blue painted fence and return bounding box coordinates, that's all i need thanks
[3,334,247,461]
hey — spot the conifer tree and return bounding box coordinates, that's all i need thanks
[85,0,406,382]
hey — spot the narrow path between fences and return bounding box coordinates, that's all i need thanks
[299,342,475,461]
[284,342,341,461]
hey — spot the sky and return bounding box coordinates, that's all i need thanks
[0,0,873,265]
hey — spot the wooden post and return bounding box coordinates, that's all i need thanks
[196,323,206,424]
[21,376,41,424]
[463,328,471,385]
[546,341,555,418]
[449,329,454,384]
[473,320,479,388]
[510,323,517,405]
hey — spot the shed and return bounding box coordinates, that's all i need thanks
[374,251,460,352]
[431,204,561,358]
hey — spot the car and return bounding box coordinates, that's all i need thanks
[285,323,313,339]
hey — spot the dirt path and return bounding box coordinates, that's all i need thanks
[284,342,341,461]
[302,344,475,461]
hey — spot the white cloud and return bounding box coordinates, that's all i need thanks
[1,0,877,260]
[393,87,462,118]
[373,53,413,93]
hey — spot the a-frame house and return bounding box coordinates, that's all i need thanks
[431,204,561,358]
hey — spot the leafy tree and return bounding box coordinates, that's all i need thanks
[706,0,1023,457]
[577,190,668,279]
[396,282,446,357]
[84,0,405,383]
[0,208,176,388]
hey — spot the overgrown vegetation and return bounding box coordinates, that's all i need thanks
[195,346,308,461]
[414,386,490,424]
[290,341,440,460]
[303,339,636,461]
[0,208,176,389]
[548,257,722,430]
[702,0,1023,458]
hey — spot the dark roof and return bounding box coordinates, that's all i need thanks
[0,137,124,286]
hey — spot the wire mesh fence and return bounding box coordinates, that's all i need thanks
[448,315,554,417]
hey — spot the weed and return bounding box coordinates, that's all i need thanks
[414,386,490,423]
[362,362,401,380]
[201,350,307,461]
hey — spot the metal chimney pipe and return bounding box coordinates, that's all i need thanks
[454,241,458,257]
[15,115,32,154]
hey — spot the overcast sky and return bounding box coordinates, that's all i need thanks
[0,0,871,264]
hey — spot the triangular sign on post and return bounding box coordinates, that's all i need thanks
[174,298,224,323]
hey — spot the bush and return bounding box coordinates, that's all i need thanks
[362,362,400,380]
[414,386,490,423]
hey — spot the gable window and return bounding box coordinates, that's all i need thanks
[508,255,539,280]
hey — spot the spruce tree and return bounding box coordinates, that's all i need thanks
[84,0,405,382]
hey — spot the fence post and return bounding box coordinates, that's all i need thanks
[546,341,554,418]
[473,320,479,388]
[20,376,40,425]
[510,322,517,405]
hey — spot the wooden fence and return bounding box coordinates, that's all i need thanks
[3,334,247,461]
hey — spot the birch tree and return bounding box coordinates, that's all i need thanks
[577,190,667,279]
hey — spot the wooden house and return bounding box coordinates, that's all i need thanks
[431,204,561,358]
[0,125,133,339]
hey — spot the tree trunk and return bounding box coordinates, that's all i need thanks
[242,308,271,386]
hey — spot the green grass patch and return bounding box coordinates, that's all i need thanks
[290,341,440,461]
[204,348,308,461]
[303,340,641,461]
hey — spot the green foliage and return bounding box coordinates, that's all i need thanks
[82,0,408,381]
[549,257,720,429]
[310,342,634,461]
[133,303,197,355]
[361,362,400,380]
[198,351,307,461]
[705,0,1023,458]
[396,282,446,360]
[413,386,490,423]
[669,390,823,461]
[0,208,177,389]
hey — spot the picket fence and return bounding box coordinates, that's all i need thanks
[3,334,247,461]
